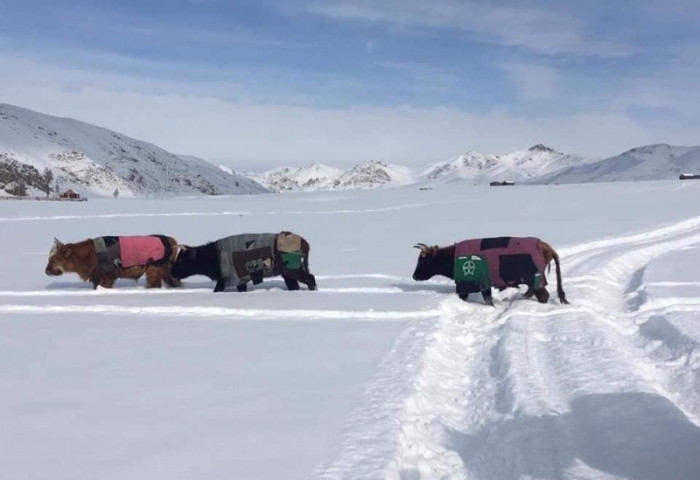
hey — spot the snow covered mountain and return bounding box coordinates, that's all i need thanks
[249,161,413,191]
[331,161,414,189]
[533,144,700,184]
[251,145,587,191]
[247,163,344,191]
[0,104,268,197]
[419,144,587,185]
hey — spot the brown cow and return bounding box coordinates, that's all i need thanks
[45,236,182,289]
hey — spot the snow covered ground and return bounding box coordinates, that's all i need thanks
[1,180,699,480]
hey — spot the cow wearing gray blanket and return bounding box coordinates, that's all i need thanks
[171,231,316,292]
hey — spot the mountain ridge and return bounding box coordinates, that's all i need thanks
[0,104,268,197]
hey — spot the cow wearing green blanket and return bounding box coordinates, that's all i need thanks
[412,236,569,305]
[171,231,317,292]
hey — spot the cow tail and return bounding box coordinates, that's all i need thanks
[301,239,310,272]
[551,248,569,304]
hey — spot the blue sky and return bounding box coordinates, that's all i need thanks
[1,0,699,168]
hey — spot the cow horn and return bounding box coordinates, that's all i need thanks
[173,245,187,262]
[53,237,63,246]
[413,243,428,250]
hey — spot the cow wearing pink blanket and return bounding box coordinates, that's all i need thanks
[412,236,569,306]
[45,235,181,289]
[119,236,166,268]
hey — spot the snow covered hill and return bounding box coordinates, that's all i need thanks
[331,161,414,189]
[0,104,269,197]
[251,145,591,191]
[249,161,413,191]
[252,143,700,192]
[533,144,700,184]
[247,163,344,191]
[419,144,587,185]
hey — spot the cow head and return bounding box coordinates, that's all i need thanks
[45,238,73,276]
[412,243,454,281]
[170,245,199,280]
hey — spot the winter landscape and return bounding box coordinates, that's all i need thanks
[3,0,700,479]
[2,179,700,480]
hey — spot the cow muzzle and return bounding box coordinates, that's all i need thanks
[45,267,63,276]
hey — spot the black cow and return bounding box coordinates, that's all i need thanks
[171,232,317,293]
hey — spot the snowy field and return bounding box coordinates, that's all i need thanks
[1,180,700,480]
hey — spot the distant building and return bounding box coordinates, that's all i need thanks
[489,180,515,186]
[679,173,700,180]
[60,189,81,199]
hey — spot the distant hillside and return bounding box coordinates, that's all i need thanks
[250,142,700,192]
[532,144,700,184]
[250,145,590,192]
[0,104,269,197]
[419,144,587,185]
[248,161,413,192]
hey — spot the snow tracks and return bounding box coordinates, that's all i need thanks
[317,217,700,480]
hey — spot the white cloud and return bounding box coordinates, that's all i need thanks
[1,43,697,169]
[501,64,561,101]
[377,61,456,93]
[296,0,634,57]
[609,44,700,119]
[2,78,697,168]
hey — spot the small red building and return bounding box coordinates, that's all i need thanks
[60,189,81,199]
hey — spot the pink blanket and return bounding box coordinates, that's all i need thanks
[455,236,547,288]
[119,236,166,268]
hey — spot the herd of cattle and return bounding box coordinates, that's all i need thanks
[45,232,568,305]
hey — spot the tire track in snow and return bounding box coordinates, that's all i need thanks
[0,304,441,321]
[317,215,700,480]
[0,286,437,297]
[0,203,431,223]
[452,216,700,479]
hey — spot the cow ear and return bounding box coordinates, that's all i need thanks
[63,246,72,257]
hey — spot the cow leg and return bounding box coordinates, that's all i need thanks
[284,269,316,291]
[522,286,536,299]
[163,271,182,288]
[236,283,248,292]
[97,275,115,289]
[481,288,494,306]
[213,279,227,293]
[300,271,317,291]
[299,272,318,290]
[145,268,163,288]
[458,293,469,302]
[535,287,550,304]
[166,276,182,288]
[283,275,300,291]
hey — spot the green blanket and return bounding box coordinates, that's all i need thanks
[454,254,490,288]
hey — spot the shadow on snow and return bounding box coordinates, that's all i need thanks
[438,392,700,480]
